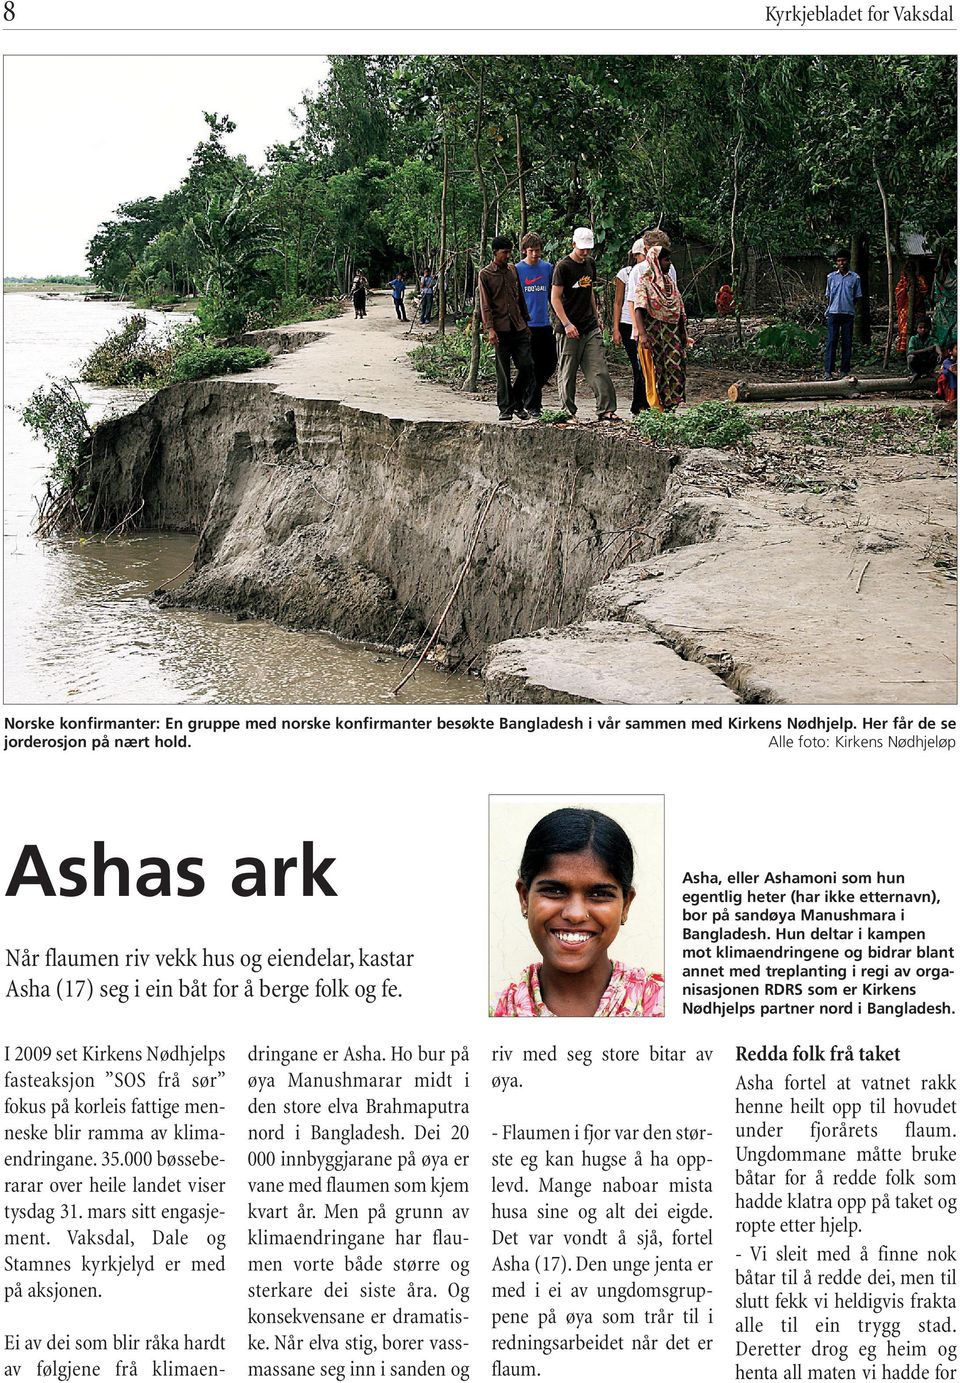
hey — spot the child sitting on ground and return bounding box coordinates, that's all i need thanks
[907,316,938,376]
[936,344,957,404]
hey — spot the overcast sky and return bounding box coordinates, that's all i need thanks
[4,56,330,275]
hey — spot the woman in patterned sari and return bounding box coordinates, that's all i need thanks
[933,247,957,354]
[491,807,664,1018]
[630,244,688,411]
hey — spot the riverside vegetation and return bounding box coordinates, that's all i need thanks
[78,315,270,387]
[80,56,952,374]
[19,316,271,533]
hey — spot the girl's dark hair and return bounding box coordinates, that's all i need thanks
[518,808,634,893]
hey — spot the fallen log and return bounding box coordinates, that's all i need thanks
[727,375,936,402]
[854,374,936,395]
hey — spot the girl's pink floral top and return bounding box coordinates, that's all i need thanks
[492,961,664,1017]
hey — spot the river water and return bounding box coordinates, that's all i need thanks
[3,295,483,704]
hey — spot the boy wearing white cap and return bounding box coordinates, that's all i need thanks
[549,227,618,420]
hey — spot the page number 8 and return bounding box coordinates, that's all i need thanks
[3,2,14,19]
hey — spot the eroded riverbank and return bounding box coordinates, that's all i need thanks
[86,376,674,669]
[66,294,957,705]
[4,294,482,704]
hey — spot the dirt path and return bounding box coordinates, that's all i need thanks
[246,292,494,423]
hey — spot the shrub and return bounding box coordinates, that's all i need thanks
[79,314,172,386]
[689,320,824,372]
[314,300,345,321]
[410,331,495,388]
[633,400,754,448]
[170,345,271,382]
[749,321,822,368]
[243,295,338,330]
[76,317,269,390]
[195,291,250,338]
[780,277,830,331]
[19,378,93,486]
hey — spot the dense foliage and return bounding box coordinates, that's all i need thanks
[632,401,755,448]
[78,315,271,388]
[20,380,93,486]
[171,344,272,381]
[86,57,955,349]
[80,314,173,385]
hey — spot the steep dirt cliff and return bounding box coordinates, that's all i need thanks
[87,377,674,663]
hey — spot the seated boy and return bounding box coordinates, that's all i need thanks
[907,316,939,377]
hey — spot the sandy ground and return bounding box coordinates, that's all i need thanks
[246,292,494,423]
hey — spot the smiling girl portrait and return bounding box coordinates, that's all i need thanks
[490,801,664,1018]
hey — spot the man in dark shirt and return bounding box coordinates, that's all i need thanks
[550,227,617,419]
[478,235,535,422]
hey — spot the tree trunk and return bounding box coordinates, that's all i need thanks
[853,231,871,345]
[875,165,895,368]
[730,130,744,348]
[438,119,450,336]
[466,64,488,393]
[293,213,304,297]
[742,245,758,314]
[906,259,917,345]
[728,374,934,402]
[515,111,527,240]
[768,251,786,316]
[685,242,706,318]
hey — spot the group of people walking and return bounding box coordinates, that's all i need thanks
[368,225,693,424]
[356,266,436,323]
[385,270,435,323]
[379,224,689,422]
[477,225,689,423]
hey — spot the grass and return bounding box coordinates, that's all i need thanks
[171,344,271,381]
[4,277,94,292]
[410,330,496,389]
[632,400,755,448]
[758,405,956,456]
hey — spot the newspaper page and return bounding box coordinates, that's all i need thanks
[1,7,957,1383]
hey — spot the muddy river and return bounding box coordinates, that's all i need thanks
[3,295,483,705]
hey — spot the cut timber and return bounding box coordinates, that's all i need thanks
[855,374,936,395]
[727,375,935,402]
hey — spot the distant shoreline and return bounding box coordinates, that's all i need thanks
[3,283,198,313]
[3,279,94,293]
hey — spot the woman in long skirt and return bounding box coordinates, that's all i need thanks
[630,245,687,411]
[352,271,368,319]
